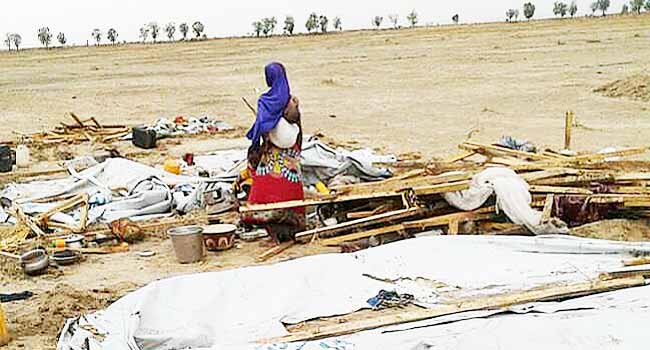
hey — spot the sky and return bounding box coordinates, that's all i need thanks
[1,0,627,49]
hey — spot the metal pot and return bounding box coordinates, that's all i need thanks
[64,234,85,249]
[0,249,50,275]
[52,249,82,266]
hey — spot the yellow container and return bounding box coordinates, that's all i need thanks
[163,159,181,175]
[0,304,10,346]
[315,181,330,194]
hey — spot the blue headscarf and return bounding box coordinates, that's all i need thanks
[246,62,291,146]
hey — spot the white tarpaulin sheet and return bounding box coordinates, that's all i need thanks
[0,158,206,225]
[302,284,650,350]
[57,235,650,350]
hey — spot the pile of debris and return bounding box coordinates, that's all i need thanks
[22,113,130,146]
[240,140,650,254]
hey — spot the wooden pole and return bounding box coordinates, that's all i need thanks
[261,276,645,343]
[564,111,574,150]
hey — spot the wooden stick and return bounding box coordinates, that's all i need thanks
[10,204,46,237]
[445,151,476,163]
[262,276,645,343]
[69,112,86,127]
[256,241,295,262]
[240,192,403,213]
[541,194,554,223]
[320,224,405,246]
[623,256,650,267]
[564,111,574,150]
[242,97,257,116]
[295,208,423,243]
[460,141,553,162]
[529,185,593,195]
[413,180,471,196]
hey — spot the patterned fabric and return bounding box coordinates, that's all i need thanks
[255,144,301,183]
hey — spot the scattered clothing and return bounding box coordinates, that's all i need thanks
[554,183,618,227]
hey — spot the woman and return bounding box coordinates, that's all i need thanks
[240,62,305,243]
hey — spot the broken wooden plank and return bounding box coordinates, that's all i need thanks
[256,241,294,262]
[460,141,553,161]
[240,192,403,213]
[412,180,470,196]
[529,185,593,195]
[445,151,476,163]
[402,207,496,231]
[623,257,650,267]
[541,194,554,223]
[295,208,424,243]
[320,224,405,246]
[263,276,645,343]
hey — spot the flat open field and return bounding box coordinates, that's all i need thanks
[1,14,650,350]
[1,15,649,158]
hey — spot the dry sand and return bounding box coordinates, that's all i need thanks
[1,15,650,159]
[1,14,650,349]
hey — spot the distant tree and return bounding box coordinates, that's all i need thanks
[11,34,21,51]
[165,23,176,41]
[306,13,319,33]
[4,34,11,51]
[179,23,189,40]
[147,22,160,42]
[452,14,459,24]
[597,0,611,15]
[192,21,205,38]
[590,1,599,14]
[107,28,118,45]
[524,2,536,19]
[630,0,644,13]
[514,9,520,20]
[622,3,630,13]
[319,15,329,33]
[407,9,418,27]
[91,29,102,45]
[252,21,263,37]
[57,32,66,46]
[645,0,650,11]
[139,26,150,43]
[262,17,277,36]
[284,16,295,35]
[333,17,342,31]
[569,1,578,16]
[506,9,517,21]
[554,2,569,17]
[372,16,383,29]
[37,27,52,48]
[389,14,399,29]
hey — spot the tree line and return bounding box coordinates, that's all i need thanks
[4,21,206,51]
[5,1,650,51]
[506,0,650,22]
[251,10,419,37]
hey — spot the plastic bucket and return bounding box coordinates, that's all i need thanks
[167,226,204,264]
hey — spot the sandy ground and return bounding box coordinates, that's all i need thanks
[1,15,650,159]
[1,14,650,349]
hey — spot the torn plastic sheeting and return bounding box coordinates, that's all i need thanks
[56,235,639,350]
[1,158,206,205]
